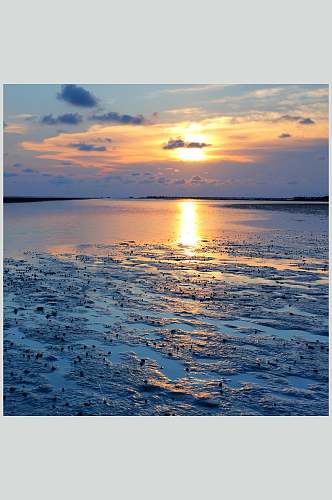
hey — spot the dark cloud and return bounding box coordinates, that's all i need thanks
[299,117,315,125]
[90,111,145,125]
[163,138,185,150]
[163,137,211,150]
[279,114,303,122]
[13,163,22,168]
[189,175,220,186]
[173,178,186,185]
[4,172,18,177]
[22,168,38,173]
[70,143,106,152]
[278,133,291,139]
[41,113,83,126]
[278,115,315,125]
[191,175,204,184]
[186,142,211,148]
[57,84,97,108]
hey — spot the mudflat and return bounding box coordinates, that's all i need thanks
[3,199,328,416]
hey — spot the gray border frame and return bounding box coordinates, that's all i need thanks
[1,1,331,498]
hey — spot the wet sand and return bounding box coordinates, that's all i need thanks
[3,216,328,416]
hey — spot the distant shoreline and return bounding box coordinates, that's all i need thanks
[3,196,96,203]
[3,195,329,204]
[136,195,329,202]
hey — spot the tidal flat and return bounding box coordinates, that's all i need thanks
[3,200,329,416]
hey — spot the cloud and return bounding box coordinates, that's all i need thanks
[4,172,18,177]
[20,100,327,172]
[22,168,38,173]
[163,137,211,149]
[4,122,27,134]
[41,113,83,126]
[279,114,303,122]
[70,143,106,152]
[158,84,225,95]
[140,177,155,184]
[186,142,210,148]
[163,138,185,149]
[278,133,291,139]
[90,111,145,125]
[299,117,315,125]
[164,107,203,116]
[157,176,169,184]
[173,178,186,185]
[190,175,221,185]
[13,163,22,168]
[9,113,36,121]
[252,87,284,98]
[57,84,97,107]
[191,175,204,184]
[16,113,35,121]
[278,114,315,125]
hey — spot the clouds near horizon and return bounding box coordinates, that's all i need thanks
[41,113,83,125]
[90,111,145,125]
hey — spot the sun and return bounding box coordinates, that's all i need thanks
[175,133,209,162]
[177,148,204,161]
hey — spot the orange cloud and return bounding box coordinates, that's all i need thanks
[5,122,28,134]
[20,112,328,172]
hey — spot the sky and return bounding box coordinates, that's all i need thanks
[3,84,329,198]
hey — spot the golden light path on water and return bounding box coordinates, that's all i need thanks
[177,201,200,253]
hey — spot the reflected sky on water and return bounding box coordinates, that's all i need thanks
[4,198,328,256]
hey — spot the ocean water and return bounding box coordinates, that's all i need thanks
[4,198,328,256]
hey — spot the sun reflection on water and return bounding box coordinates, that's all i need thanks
[178,201,200,252]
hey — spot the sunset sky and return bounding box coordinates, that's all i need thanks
[4,84,329,197]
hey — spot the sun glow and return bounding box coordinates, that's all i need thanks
[184,133,208,143]
[175,133,210,162]
[178,201,200,251]
[176,148,205,161]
